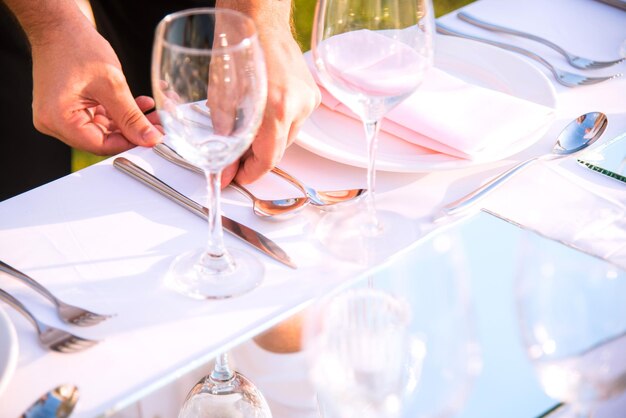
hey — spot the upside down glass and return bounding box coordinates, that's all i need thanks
[152,8,267,299]
[311,0,435,264]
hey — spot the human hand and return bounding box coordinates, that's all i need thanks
[29,18,162,155]
[233,26,321,185]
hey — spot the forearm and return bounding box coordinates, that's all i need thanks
[2,0,89,46]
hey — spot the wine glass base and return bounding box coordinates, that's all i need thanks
[315,207,421,265]
[179,372,272,418]
[165,248,264,300]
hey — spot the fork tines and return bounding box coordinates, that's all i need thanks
[40,327,99,353]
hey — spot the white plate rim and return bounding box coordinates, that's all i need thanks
[0,305,18,399]
[296,34,558,172]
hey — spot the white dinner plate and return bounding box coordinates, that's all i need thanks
[0,305,18,399]
[296,34,557,172]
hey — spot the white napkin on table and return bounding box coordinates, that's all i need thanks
[308,29,555,159]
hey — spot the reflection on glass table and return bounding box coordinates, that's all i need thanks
[303,227,481,417]
[515,229,626,418]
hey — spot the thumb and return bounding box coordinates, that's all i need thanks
[95,77,162,147]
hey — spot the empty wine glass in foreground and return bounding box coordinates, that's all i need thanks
[311,0,435,264]
[152,8,267,299]
[178,352,272,418]
[516,231,626,417]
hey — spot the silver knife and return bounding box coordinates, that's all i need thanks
[113,157,296,269]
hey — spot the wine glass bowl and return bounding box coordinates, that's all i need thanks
[152,8,267,299]
[178,361,272,418]
[515,231,626,416]
[311,0,435,264]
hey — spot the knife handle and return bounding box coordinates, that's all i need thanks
[113,157,208,220]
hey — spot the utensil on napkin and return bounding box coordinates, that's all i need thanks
[305,45,555,160]
[153,143,310,219]
[436,22,622,87]
[0,289,98,353]
[440,112,608,217]
[457,11,625,69]
[154,142,365,210]
[0,260,113,327]
[113,157,296,269]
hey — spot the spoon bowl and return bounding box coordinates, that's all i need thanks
[229,181,309,219]
[271,166,366,210]
[553,112,607,155]
[440,111,608,217]
[21,384,79,418]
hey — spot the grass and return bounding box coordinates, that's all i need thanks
[72,0,475,172]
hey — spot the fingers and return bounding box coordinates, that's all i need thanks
[221,160,239,187]
[135,95,155,112]
[94,74,162,148]
[235,116,289,185]
[235,87,319,185]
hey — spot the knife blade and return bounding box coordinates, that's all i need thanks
[113,157,296,269]
[577,159,626,184]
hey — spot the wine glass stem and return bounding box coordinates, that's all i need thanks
[200,169,231,272]
[363,119,382,236]
[210,352,234,382]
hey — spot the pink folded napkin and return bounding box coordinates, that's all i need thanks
[308,30,555,159]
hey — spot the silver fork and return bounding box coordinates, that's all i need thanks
[436,22,622,87]
[457,11,626,70]
[0,289,98,353]
[0,260,113,327]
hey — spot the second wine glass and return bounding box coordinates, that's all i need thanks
[311,0,435,264]
[152,8,267,299]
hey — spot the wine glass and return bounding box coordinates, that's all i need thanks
[152,8,267,299]
[311,0,435,264]
[515,230,626,417]
[304,230,480,418]
[178,352,272,418]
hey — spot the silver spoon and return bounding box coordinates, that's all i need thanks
[21,384,79,418]
[271,166,365,210]
[153,143,309,218]
[228,181,309,218]
[440,111,608,217]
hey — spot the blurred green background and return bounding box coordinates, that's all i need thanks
[72,0,474,171]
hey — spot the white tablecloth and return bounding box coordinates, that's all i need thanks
[0,0,625,416]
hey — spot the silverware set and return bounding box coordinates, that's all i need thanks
[0,260,111,353]
[437,11,624,87]
[153,142,365,218]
